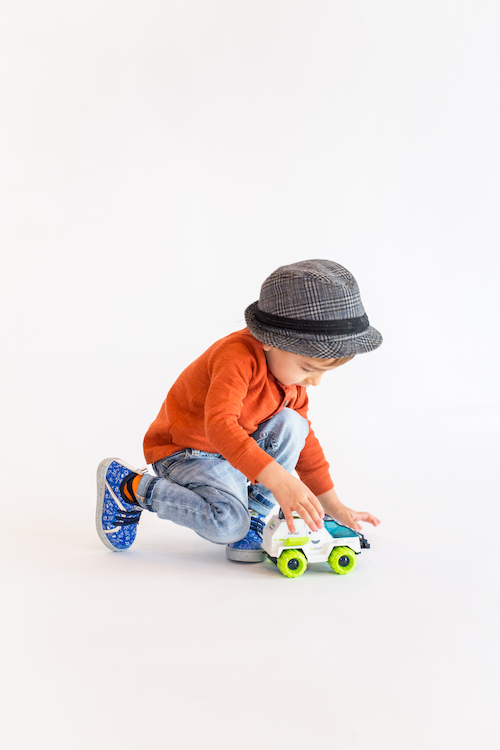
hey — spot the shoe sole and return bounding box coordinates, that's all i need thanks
[226,546,267,563]
[96,457,145,552]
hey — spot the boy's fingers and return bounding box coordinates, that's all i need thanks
[300,514,316,532]
[296,506,322,532]
[304,496,324,527]
[344,515,360,530]
[281,495,325,533]
[284,510,296,534]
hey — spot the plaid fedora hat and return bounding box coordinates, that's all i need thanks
[245,259,383,358]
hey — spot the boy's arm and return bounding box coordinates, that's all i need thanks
[290,393,380,530]
[317,487,381,531]
[203,344,276,482]
[293,393,333,497]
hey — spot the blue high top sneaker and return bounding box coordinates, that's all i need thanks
[226,511,266,563]
[96,458,148,552]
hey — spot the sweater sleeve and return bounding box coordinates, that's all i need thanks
[293,391,334,496]
[203,343,275,482]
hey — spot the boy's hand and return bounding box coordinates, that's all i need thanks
[255,462,324,533]
[327,505,380,531]
[274,475,325,534]
[317,488,381,531]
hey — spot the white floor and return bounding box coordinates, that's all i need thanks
[3,406,498,750]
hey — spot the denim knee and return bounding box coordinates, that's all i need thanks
[275,407,309,440]
[208,501,250,545]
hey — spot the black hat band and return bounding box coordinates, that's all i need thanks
[253,306,370,335]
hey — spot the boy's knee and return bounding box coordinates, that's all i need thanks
[206,501,250,545]
[280,407,309,439]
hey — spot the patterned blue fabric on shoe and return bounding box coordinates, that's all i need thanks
[227,513,265,551]
[97,460,143,551]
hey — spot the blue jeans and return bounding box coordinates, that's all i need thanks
[136,408,309,545]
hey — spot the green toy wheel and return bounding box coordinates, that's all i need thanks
[277,549,308,578]
[328,546,357,575]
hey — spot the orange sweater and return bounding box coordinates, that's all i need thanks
[143,328,334,497]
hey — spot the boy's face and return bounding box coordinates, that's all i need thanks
[262,345,352,387]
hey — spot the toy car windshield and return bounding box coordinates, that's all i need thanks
[324,516,358,539]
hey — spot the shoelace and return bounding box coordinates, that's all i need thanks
[250,515,265,538]
[113,508,142,526]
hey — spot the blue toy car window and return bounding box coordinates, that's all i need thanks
[324,518,357,539]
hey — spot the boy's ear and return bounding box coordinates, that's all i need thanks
[262,344,272,352]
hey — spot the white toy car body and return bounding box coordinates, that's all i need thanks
[261,511,369,577]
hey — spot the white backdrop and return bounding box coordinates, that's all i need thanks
[1,2,499,749]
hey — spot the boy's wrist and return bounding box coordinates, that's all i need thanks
[255,460,290,492]
[317,488,343,515]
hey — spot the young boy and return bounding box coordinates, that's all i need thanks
[96,259,382,562]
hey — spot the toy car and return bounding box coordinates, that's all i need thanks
[261,509,370,578]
